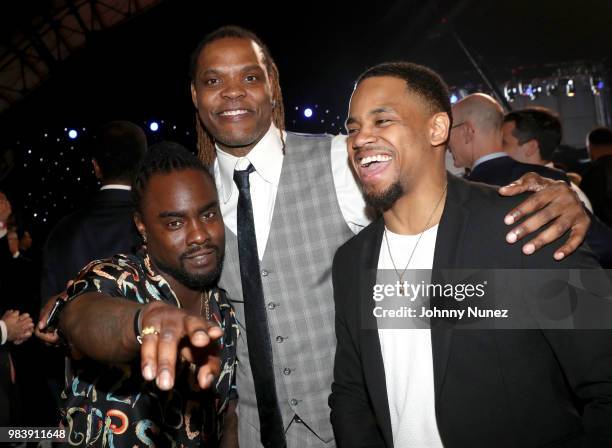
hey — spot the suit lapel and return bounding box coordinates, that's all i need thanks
[431,174,471,402]
[359,218,394,447]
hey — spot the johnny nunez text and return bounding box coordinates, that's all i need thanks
[373,306,509,319]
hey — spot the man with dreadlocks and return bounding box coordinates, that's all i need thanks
[48,142,238,447]
[188,26,592,448]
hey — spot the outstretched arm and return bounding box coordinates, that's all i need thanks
[59,294,222,391]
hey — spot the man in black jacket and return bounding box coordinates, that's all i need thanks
[40,121,146,299]
[330,62,612,447]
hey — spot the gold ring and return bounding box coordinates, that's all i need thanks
[141,326,160,337]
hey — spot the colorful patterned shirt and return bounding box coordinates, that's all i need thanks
[60,251,238,447]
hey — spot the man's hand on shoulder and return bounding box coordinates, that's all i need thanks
[139,301,223,392]
[499,172,589,260]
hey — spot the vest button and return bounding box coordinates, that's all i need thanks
[283,368,292,375]
[261,269,269,277]
[290,399,298,406]
[276,336,284,343]
[267,302,277,310]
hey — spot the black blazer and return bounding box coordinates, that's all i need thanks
[40,188,140,299]
[467,154,569,186]
[330,174,612,447]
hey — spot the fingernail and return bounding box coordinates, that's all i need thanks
[506,232,517,243]
[193,331,207,344]
[158,370,172,390]
[554,252,565,260]
[523,244,535,255]
[504,215,514,225]
[143,364,154,381]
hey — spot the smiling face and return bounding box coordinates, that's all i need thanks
[135,168,225,290]
[190,37,274,156]
[346,76,448,210]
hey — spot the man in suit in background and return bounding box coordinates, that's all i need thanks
[502,106,592,210]
[40,120,146,300]
[36,120,146,414]
[330,61,612,448]
[581,127,612,228]
[448,93,569,186]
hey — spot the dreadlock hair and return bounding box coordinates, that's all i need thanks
[189,25,285,166]
[132,141,214,214]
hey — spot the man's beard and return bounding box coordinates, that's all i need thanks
[153,246,224,290]
[363,181,404,211]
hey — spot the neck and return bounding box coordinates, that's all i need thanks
[218,142,257,158]
[383,168,447,235]
[470,133,503,168]
[150,260,204,314]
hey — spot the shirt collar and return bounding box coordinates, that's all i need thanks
[214,124,285,204]
[100,184,132,191]
[472,152,508,170]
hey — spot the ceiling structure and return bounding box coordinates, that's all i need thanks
[0,0,161,114]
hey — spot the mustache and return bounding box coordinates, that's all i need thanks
[180,244,219,260]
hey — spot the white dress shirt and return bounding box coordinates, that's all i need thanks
[214,125,369,259]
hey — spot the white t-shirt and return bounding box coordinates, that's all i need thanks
[377,225,444,447]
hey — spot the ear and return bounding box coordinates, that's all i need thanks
[190,82,198,109]
[92,159,102,180]
[430,112,451,147]
[524,140,538,158]
[134,212,146,236]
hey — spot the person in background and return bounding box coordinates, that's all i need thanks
[581,127,612,228]
[502,107,592,211]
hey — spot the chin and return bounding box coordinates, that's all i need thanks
[363,181,404,211]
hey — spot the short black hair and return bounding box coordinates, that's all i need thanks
[356,62,453,125]
[89,121,147,182]
[132,141,213,213]
[504,108,562,161]
[587,127,612,146]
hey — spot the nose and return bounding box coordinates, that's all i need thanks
[221,77,247,100]
[351,126,377,151]
[186,219,211,246]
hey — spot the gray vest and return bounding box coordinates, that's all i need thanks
[219,132,354,444]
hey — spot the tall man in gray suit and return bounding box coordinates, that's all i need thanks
[187,26,590,448]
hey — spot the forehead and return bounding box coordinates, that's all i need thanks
[350,76,429,117]
[143,169,217,213]
[196,37,267,74]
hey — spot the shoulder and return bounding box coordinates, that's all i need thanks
[75,253,143,280]
[285,131,333,151]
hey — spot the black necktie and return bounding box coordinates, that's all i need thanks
[234,164,286,448]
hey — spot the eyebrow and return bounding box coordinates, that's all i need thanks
[345,106,395,127]
[157,200,219,219]
[199,64,265,77]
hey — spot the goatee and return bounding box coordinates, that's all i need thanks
[363,181,404,211]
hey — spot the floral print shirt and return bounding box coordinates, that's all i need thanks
[60,251,238,447]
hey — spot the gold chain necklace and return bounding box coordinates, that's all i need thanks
[199,291,211,320]
[384,183,447,295]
